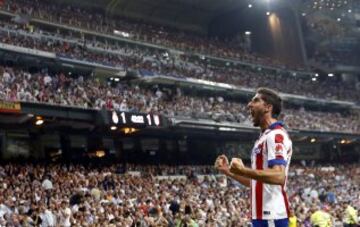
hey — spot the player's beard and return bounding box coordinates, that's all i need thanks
[253,118,260,127]
[251,110,261,127]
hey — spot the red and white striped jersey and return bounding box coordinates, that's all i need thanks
[250,121,292,220]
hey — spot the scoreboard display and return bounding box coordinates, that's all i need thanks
[110,111,163,127]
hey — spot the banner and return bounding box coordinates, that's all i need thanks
[0,100,21,113]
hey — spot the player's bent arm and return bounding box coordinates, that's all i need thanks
[227,172,251,187]
[231,165,286,185]
[221,169,251,187]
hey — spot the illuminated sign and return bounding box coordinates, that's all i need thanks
[110,112,162,127]
[131,115,145,124]
[0,100,21,113]
[112,111,119,124]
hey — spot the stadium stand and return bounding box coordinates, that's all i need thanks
[0,65,359,133]
[0,22,359,103]
[2,0,291,69]
[0,163,358,226]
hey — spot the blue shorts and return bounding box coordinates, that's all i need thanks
[252,218,289,227]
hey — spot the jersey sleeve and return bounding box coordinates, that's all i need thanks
[266,130,290,167]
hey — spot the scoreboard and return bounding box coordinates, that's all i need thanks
[109,111,163,127]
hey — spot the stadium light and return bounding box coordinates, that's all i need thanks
[266,11,271,16]
[114,30,130,38]
[245,31,252,35]
[124,128,130,134]
[315,73,319,77]
[248,4,252,8]
[122,127,138,134]
[328,73,334,77]
[311,77,317,82]
[35,116,44,126]
[35,119,44,126]
[95,150,105,158]
[339,139,352,144]
[348,9,352,13]
[337,18,341,22]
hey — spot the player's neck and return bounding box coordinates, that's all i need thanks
[260,117,277,132]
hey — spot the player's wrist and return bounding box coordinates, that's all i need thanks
[230,165,245,175]
[219,167,230,176]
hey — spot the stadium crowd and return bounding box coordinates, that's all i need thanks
[0,163,358,226]
[303,15,359,68]
[2,0,293,69]
[0,65,359,134]
[300,0,359,67]
[311,49,360,68]
[0,25,359,103]
[0,1,358,227]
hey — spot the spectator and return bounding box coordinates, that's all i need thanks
[342,201,358,227]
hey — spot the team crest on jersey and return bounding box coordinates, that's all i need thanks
[275,143,284,153]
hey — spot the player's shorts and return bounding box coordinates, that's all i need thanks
[252,218,289,227]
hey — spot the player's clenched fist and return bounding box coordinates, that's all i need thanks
[214,155,229,174]
[230,158,245,174]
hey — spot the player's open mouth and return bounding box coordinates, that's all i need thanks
[249,109,254,117]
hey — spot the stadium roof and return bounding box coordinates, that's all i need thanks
[57,0,264,34]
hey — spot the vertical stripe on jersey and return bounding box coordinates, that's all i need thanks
[255,143,264,219]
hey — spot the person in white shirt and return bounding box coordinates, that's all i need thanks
[2,70,11,83]
[42,175,54,208]
[0,203,11,221]
[42,176,53,191]
[43,74,52,86]
[40,204,57,227]
[58,201,72,227]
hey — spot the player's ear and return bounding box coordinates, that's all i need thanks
[264,103,272,114]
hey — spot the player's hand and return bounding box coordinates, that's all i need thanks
[214,155,230,175]
[230,158,245,174]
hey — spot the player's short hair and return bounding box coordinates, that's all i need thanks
[256,87,282,118]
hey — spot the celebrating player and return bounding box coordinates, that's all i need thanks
[215,87,293,227]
